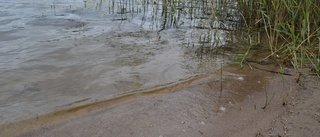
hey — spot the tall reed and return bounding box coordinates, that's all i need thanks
[237,0,320,75]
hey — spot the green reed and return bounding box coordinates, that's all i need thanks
[110,0,320,75]
[237,0,320,75]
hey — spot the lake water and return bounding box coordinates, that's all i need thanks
[0,0,241,124]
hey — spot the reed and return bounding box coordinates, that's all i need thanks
[237,0,320,75]
[107,0,319,76]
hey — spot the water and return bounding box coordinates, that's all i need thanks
[0,0,243,124]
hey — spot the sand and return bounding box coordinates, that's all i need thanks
[1,64,319,137]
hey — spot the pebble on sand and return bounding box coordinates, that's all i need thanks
[220,106,227,112]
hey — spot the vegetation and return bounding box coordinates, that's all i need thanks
[110,0,320,75]
[156,0,320,75]
[237,0,320,75]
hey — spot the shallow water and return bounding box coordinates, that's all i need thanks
[0,0,241,124]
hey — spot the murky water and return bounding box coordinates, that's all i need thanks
[0,0,243,124]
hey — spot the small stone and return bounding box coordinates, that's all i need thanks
[159,135,164,137]
[201,121,206,125]
[257,81,261,83]
[237,77,244,81]
[181,121,185,124]
[220,106,226,112]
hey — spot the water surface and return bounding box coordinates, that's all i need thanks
[0,0,241,124]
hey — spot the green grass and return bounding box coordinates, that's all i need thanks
[236,0,320,76]
[132,0,319,76]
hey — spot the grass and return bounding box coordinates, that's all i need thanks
[236,0,320,76]
[262,85,275,109]
[159,0,320,77]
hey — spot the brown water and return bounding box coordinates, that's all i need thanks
[0,0,243,125]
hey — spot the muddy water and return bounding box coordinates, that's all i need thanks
[0,0,241,125]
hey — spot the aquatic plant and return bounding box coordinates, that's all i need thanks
[237,0,320,76]
[105,0,320,76]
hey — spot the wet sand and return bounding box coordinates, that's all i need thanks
[1,64,319,137]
